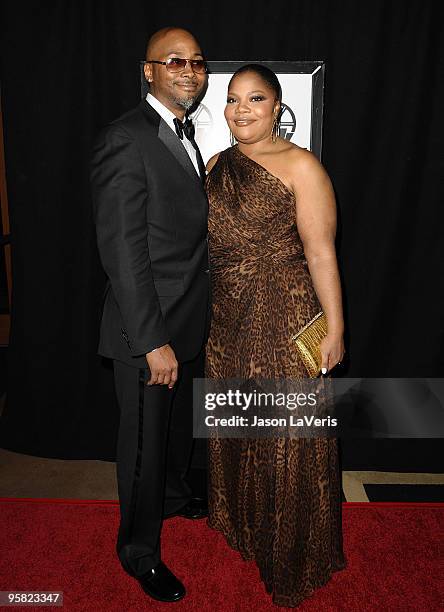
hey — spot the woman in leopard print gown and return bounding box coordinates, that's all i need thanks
[204,65,347,607]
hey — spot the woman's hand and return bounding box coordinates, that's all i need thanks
[320,333,345,375]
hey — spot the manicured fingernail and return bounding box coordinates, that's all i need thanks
[321,367,327,374]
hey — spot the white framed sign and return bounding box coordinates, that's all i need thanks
[140,61,325,163]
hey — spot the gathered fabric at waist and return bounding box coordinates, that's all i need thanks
[209,237,307,275]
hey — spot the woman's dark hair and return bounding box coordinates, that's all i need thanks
[228,63,282,102]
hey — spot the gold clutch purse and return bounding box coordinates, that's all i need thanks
[291,312,327,377]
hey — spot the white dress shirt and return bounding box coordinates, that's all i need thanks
[146,93,200,177]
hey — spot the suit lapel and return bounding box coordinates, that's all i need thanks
[138,100,203,191]
[157,119,203,188]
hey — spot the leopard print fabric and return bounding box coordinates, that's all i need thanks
[205,145,347,607]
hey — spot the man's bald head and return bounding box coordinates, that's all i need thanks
[145,27,201,61]
[143,27,206,118]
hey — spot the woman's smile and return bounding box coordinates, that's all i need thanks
[234,118,255,126]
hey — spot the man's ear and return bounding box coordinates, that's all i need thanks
[144,62,153,83]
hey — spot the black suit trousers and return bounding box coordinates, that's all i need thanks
[113,348,204,576]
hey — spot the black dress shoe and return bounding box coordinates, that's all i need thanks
[177,497,208,519]
[135,561,185,602]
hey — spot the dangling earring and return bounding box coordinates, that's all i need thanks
[271,118,277,143]
[230,130,237,146]
[271,114,279,143]
[271,105,282,143]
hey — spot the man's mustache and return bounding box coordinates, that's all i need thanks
[173,79,198,86]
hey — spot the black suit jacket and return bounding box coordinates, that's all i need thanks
[91,100,211,368]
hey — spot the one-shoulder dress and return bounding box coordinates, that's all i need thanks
[205,145,346,608]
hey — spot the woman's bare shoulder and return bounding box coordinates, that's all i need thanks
[282,142,328,181]
[282,141,318,164]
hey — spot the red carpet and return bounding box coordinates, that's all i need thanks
[0,499,442,611]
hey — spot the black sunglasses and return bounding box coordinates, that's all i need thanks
[146,58,208,74]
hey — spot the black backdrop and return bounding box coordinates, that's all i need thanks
[1,1,443,469]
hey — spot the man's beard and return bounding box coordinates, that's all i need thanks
[172,93,198,111]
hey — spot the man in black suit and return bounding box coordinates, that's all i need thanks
[91,27,210,603]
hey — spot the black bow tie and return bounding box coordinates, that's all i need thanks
[173,117,195,141]
[173,116,207,183]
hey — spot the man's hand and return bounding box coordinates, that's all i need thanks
[145,344,178,389]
